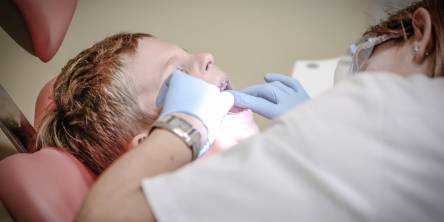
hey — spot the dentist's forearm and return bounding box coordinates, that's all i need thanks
[77,124,198,222]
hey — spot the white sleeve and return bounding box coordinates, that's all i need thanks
[141,73,444,222]
[141,127,360,222]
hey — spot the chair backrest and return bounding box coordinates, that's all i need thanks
[0,78,96,221]
[0,147,95,222]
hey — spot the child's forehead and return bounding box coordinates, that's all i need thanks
[124,38,177,70]
[137,37,179,54]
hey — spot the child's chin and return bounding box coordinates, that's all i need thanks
[216,109,259,149]
[228,106,248,115]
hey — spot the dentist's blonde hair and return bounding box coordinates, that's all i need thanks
[362,0,444,77]
[36,33,156,175]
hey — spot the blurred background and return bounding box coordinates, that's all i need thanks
[0,0,417,220]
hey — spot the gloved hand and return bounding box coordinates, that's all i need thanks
[156,69,234,156]
[229,73,309,119]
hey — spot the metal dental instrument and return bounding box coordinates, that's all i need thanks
[0,85,36,153]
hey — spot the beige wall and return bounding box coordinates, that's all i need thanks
[0,0,374,154]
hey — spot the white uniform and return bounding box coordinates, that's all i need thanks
[142,72,444,222]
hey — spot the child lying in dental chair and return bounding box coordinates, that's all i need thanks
[35,33,258,175]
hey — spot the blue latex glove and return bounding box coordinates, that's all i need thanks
[229,73,309,119]
[156,70,234,156]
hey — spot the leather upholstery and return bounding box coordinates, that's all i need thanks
[0,148,95,222]
[0,79,95,221]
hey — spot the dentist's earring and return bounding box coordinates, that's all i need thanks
[413,43,431,57]
[413,44,420,55]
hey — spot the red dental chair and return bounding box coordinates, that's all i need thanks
[0,1,97,221]
[0,79,96,222]
[0,148,95,222]
[0,0,78,62]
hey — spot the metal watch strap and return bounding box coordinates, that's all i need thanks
[149,114,202,160]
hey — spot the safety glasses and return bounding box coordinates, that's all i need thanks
[334,35,397,84]
[349,35,396,74]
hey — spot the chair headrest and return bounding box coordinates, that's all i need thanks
[0,0,77,62]
[34,77,56,130]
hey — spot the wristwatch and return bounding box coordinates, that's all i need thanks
[149,114,202,160]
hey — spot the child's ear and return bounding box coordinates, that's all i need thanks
[128,131,149,150]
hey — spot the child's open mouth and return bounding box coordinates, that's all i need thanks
[219,80,246,114]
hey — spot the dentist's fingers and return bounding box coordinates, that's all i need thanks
[264,73,302,92]
[269,81,293,95]
[241,85,278,104]
[155,81,168,108]
[232,90,280,118]
[155,73,176,108]
[229,90,274,112]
